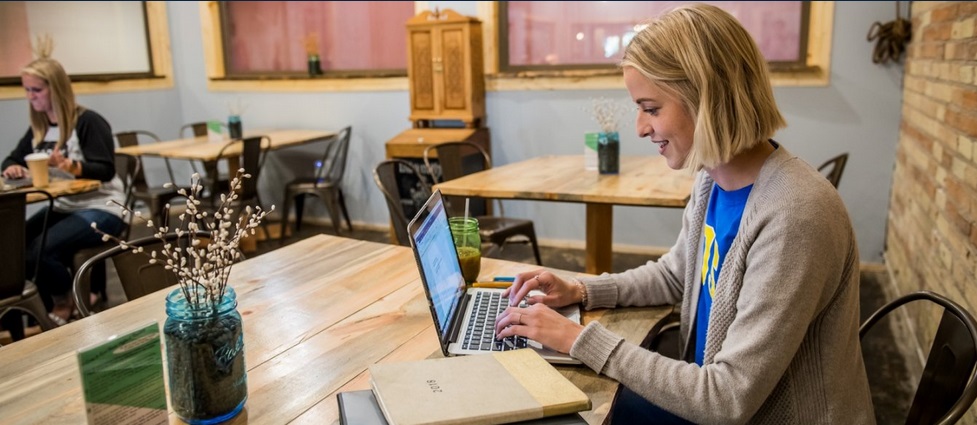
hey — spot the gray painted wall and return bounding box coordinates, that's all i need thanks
[0,1,902,262]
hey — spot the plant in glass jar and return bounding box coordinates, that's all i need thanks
[304,33,323,76]
[93,169,273,425]
[587,97,628,174]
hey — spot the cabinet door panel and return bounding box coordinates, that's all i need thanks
[410,31,436,112]
[439,26,469,112]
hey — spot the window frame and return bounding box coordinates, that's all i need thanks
[0,1,173,101]
[216,1,412,80]
[496,2,813,74]
[197,1,833,93]
[200,1,411,93]
[479,1,834,90]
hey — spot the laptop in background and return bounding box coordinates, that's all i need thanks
[1,176,33,191]
[407,189,581,365]
[2,167,74,192]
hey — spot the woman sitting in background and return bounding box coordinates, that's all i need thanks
[1,53,125,325]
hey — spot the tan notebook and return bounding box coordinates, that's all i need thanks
[369,349,591,425]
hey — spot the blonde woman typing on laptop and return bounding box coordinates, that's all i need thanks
[1,53,125,326]
[495,4,874,424]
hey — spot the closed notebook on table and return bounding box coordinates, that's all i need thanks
[337,390,588,425]
[368,349,590,425]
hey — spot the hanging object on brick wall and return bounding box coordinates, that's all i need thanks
[867,1,912,64]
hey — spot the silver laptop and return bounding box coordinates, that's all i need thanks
[407,190,581,365]
[1,176,33,191]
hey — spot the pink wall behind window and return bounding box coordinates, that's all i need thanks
[224,1,412,73]
[506,1,802,67]
[0,2,34,77]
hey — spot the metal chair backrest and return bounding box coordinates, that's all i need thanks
[72,232,213,317]
[0,190,52,299]
[0,193,28,299]
[422,141,496,217]
[0,190,56,333]
[180,121,226,138]
[373,159,431,246]
[114,153,140,238]
[860,291,977,425]
[115,130,175,186]
[217,135,270,202]
[818,153,848,189]
[315,126,352,186]
[185,122,207,137]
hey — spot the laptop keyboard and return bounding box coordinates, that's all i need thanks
[462,291,529,352]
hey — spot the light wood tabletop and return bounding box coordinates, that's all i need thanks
[116,129,336,162]
[0,234,667,425]
[435,155,695,274]
[18,178,102,204]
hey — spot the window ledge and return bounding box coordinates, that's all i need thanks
[0,76,173,100]
[485,67,828,91]
[205,77,409,93]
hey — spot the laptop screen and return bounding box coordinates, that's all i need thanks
[408,190,466,341]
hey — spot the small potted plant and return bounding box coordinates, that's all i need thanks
[94,170,273,424]
[587,97,628,174]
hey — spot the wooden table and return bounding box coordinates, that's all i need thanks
[117,129,337,163]
[0,235,667,425]
[436,155,695,274]
[384,128,490,159]
[1,178,102,204]
[118,129,336,251]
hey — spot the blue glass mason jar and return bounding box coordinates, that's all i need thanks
[227,115,242,139]
[598,132,620,174]
[164,287,247,425]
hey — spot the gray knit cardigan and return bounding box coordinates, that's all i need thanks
[571,145,875,424]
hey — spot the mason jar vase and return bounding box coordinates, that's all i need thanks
[164,287,247,425]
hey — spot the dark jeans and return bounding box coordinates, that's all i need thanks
[24,207,124,306]
[610,385,696,424]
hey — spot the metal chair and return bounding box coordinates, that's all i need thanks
[71,153,141,313]
[373,159,432,246]
[0,189,58,339]
[72,232,213,317]
[210,135,272,238]
[644,309,682,360]
[280,126,352,243]
[860,291,977,425]
[818,153,848,189]
[423,141,542,265]
[180,121,228,140]
[115,130,185,223]
[180,121,229,195]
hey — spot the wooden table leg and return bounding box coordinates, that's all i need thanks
[585,203,613,275]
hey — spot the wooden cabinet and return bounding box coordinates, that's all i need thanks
[406,9,485,128]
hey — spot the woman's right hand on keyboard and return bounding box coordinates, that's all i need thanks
[495,303,583,354]
[503,270,583,308]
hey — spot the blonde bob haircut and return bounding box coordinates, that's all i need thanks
[22,58,82,150]
[621,3,786,171]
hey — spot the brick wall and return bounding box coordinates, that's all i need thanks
[887,1,977,421]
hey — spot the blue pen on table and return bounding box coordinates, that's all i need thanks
[493,276,515,282]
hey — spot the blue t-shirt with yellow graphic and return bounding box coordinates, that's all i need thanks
[695,183,752,365]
